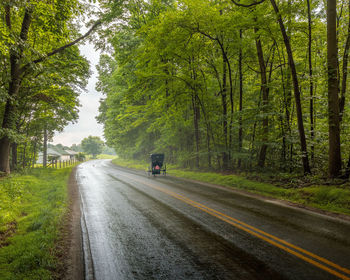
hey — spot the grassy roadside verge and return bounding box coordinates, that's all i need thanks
[112,158,350,217]
[96,154,117,159]
[0,167,74,280]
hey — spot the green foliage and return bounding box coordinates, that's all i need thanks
[76,152,86,161]
[0,0,92,173]
[95,0,350,177]
[0,167,73,279]
[97,154,117,159]
[301,186,350,212]
[112,157,148,170]
[81,136,104,158]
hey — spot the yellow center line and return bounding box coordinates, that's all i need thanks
[124,175,350,280]
[159,186,350,275]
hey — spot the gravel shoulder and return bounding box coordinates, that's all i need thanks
[56,166,84,280]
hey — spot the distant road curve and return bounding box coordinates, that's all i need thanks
[77,159,350,280]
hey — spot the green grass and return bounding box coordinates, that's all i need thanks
[0,167,73,280]
[96,154,117,159]
[112,157,148,170]
[112,158,350,216]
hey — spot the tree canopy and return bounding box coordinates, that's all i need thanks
[81,136,104,158]
[2,0,349,178]
[96,0,350,178]
[0,0,99,173]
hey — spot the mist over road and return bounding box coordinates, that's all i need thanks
[77,160,350,280]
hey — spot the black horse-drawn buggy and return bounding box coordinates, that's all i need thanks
[148,153,166,176]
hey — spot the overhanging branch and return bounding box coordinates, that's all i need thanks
[21,20,102,73]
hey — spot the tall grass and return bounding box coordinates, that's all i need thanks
[0,167,73,280]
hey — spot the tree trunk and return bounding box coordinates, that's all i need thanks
[11,142,18,171]
[206,126,212,168]
[192,94,200,169]
[0,8,32,174]
[270,0,311,174]
[226,48,234,164]
[222,54,228,170]
[0,136,11,173]
[307,0,315,164]
[327,0,342,178]
[340,12,350,121]
[278,47,289,166]
[238,29,243,168]
[22,142,27,169]
[341,1,350,179]
[0,102,17,174]
[255,28,269,168]
[284,57,293,166]
[43,127,48,168]
[32,141,37,168]
[189,57,200,169]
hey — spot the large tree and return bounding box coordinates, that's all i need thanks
[0,0,100,173]
[81,136,104,158]
[327,0,341,178]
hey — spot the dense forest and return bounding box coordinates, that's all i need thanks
[1,0,349,179]
[96,0,350,178]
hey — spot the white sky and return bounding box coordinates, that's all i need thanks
[52,40,104,147]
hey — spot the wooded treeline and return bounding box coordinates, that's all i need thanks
[96,0,350,178]
[0,0,100,173]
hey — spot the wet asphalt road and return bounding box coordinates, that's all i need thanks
[77,160,350,280]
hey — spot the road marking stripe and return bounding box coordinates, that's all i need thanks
[125,176,350,280]
[165,190,350,280]
[163,187,350,275]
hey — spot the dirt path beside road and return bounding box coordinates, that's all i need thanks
[55,167,84,280]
